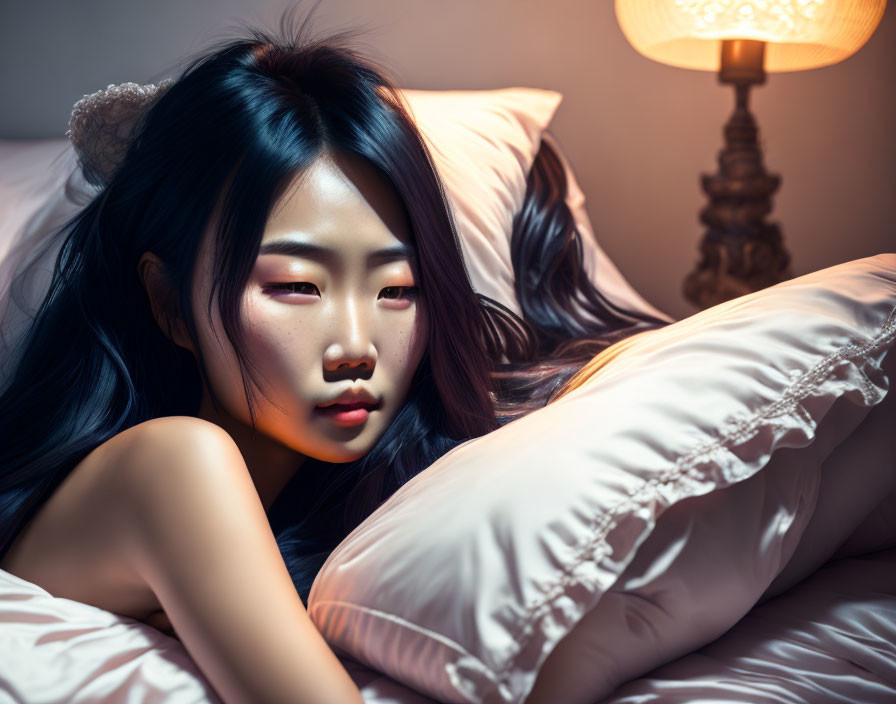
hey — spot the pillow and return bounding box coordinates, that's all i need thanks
[526,344,896,704]
[0,141,92,380]
[307,253,896,704]
[397,89,673,324]
[759,345,896,602]
[598,549,896,703]
[398,87,561,317]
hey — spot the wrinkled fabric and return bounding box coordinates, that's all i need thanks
[3,556,896,704]
[599,549,896,703]
[528,369,896,704]
[525,440,824,704]
[308,255,896,704]
[0,565,439,704]
[0,567,222,703]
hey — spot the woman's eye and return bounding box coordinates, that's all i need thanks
[265,282,320,296]
[379,286,418,300]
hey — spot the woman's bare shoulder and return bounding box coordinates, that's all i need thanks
[110,415,241,465]
[107,416,365,704]
[0,416,241,617]
[5,415,363,702]
[92,416,250,508]
[106,416,257,544]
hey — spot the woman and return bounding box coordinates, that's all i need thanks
[0,12,667,704]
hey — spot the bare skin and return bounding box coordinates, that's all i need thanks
[0,150,427,704]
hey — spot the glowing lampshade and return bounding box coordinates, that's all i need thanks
[615,0,887,72]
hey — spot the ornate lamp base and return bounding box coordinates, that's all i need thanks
[683,39,794,311]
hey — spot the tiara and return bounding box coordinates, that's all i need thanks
[66,79,174,188]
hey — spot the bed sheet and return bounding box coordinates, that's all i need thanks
[4,548,894,703]
[1,140,894,703]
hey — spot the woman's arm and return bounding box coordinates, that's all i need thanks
[104,416,364,704]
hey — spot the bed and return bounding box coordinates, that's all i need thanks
[1,87,894,704]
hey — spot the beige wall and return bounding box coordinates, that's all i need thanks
[2,0,893,320]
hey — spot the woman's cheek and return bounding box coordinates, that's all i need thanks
[387,305,427,376]
[240,294,313,377]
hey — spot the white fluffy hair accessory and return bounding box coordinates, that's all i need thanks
[66,79,174,188]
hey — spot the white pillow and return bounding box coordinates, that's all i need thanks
[398,89,673,324]
[0,142,92,379]
[759,346,896,601]
[598,549,896,702]
[525,351,896,704]
[399,87,561,317]
[307,254,896,704]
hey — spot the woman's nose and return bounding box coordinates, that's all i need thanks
[322,298,378,373]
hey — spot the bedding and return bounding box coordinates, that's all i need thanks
[0,250,892,704]
[307,254,896,704]
[598,548,896,704]
[395,89,672,324]
[534,346,896,704]
[0,565,223,703]
[1,89,895,704]
[4,550,896,704]
[0,563,436,704]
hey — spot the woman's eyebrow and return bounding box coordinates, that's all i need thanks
[258,239,415,266]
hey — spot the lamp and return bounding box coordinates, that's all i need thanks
[615,0,887,310]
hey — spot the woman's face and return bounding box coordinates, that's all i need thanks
[190,151,427,463]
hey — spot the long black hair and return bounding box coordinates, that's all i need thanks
[491,137,671,421]
[0,10,669,605]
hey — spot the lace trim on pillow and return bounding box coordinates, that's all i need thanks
[483,302,896,699]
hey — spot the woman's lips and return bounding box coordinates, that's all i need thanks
[315,401,378,427]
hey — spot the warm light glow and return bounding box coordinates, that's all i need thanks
[673,0,826,38]
[615,0,886,71]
